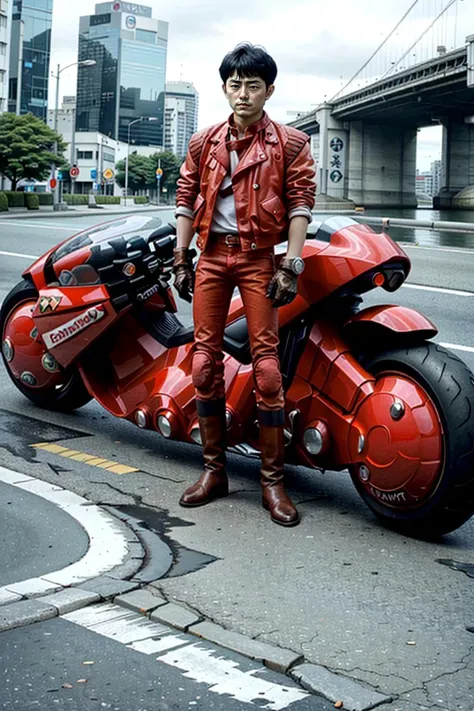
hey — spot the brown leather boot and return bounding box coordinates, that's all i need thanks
[180,404,228,507]
[259,422,299,526]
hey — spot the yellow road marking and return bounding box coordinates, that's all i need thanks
[30,443,139,475]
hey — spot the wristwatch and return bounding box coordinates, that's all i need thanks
[281,257,305,275]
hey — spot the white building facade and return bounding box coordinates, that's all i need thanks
[0,0,13,114]
[165,81,198,157]
[164,96,186,157]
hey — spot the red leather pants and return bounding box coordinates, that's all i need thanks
[192,240,285,413]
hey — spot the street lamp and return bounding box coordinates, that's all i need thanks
[125,116,158,203]
[51,59,96,208]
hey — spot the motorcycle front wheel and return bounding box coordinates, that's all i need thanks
[0,279,92,413]
[352,342,474,537]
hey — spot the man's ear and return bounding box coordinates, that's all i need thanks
[222,83,227,96]
[266,84,275,100]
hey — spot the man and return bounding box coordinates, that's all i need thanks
[173,42,316,526]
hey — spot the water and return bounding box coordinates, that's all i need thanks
[363,207,474,250]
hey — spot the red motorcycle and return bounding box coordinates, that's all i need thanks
[2,214,473,536]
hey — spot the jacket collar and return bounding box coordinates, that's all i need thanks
[228,111,271,138]
[208,113,272,171]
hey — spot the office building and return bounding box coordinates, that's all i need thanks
[47,96,76,148]
[75,2,168,147]
[0,0,12,114]
[8,0,53,120]
[165,81,198,154]
[164,95,186,157]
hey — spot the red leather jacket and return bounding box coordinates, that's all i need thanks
[176,113,316,252]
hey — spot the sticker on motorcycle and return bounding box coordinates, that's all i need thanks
[137,283,160,302]
[39,295,62,313]
[42,306,105,349]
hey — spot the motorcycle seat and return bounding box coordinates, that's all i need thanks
[144,311,252,363]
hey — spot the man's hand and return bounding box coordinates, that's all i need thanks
[172,247,195,303]
[266,258,298,308]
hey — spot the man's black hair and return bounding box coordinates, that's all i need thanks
[219,42,277,88]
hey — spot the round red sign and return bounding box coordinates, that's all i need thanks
[49,178,57,189]
[70,166,80,179]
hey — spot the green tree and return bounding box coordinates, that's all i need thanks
[0,113,67,190]
[150,151,181,193]
[115,153,155,192]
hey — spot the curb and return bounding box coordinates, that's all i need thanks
[0,206,172,220]
[0,465,392,711]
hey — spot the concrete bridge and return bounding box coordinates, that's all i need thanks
[289,37,474,209]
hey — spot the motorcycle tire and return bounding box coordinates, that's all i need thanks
[353,341,474,537]
[0,279,92,413]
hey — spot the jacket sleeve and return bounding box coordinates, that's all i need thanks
[175,131,205,219]
[285,139,316,221]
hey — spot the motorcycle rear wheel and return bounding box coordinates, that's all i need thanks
[1,279,92,413]
[353,342,474,537]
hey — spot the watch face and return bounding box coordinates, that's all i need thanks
[293,258,305,275]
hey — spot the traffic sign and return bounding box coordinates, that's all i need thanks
[156,173,162,182]
[57,171,63,181]
[70,166,80,179]
[156,168,163,176]
[49,178,57,190]
[90,168,97,180]
[103,168,114,181]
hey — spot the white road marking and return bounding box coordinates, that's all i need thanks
[440,342,474,354]
[1,221,76,230]
[158,644,308,709]
[402,283,474,297]
[0,467,129,596]
[64,603,308,709]
[0,250,38,260]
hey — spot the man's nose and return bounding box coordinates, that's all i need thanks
[238,86,249,99]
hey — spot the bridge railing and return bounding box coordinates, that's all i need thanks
[351,215,474,234]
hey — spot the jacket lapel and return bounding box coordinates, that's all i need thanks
[232,137,267,182]
[209,124,230,171]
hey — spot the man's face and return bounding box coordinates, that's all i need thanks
[223,72,274,120]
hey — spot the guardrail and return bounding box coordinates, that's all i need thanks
[352,215,474,234]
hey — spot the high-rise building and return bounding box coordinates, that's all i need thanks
[164,96,186,157]
[75,2,168,147]
[0,0,13,114]
[8,0,53,120]
[165,81,198,154]
[431,159,442,196]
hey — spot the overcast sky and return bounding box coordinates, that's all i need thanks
[49,0,473,170]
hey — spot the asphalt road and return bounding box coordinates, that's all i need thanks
[1,616,332,711]
[0,480,88,587]
[0,211,473,711]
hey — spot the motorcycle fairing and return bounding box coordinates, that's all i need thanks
[32,285,119,368]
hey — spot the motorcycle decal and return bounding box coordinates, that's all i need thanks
[39,295,62,313]
[42,306,105,349]
[137,283,160,302]
[369,485,408,505]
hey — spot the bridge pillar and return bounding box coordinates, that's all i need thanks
[347,122,417,208]
[434,118,474,209]
[315,104,354,209]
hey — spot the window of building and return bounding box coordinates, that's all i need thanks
[136,29,156,45]
[0,14,7,27]
[77,150,94,160]
[103,150,115,163]
[0,42,6,56]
